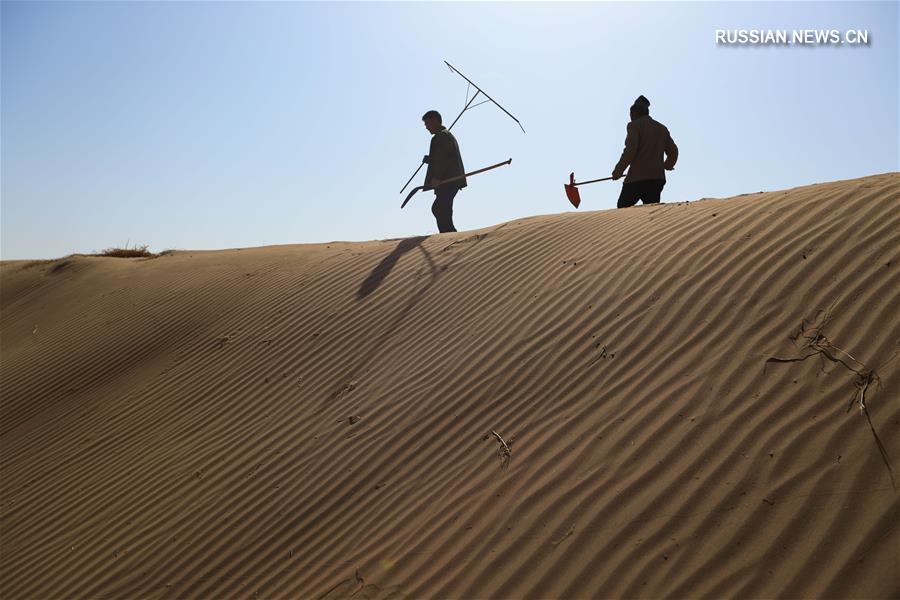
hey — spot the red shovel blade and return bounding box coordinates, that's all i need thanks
[565,172,580,208]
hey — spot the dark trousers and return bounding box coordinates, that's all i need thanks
[432,187,459,233]
[617,179,666,208]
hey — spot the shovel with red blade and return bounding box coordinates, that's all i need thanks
[564,172,624,208]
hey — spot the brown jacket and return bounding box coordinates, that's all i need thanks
[613,115,678,183]
[424,128,467,191]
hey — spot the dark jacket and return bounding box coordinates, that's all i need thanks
[613,115,678,183]
[424,128,466,191]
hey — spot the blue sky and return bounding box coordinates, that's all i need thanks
[2,1,897,260]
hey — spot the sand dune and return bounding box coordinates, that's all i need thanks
[1,172,898,598]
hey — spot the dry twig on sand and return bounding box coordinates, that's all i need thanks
[485,429,513,470]
[317,567,364,600]
[765,304,896,489]
[552,524,575,547]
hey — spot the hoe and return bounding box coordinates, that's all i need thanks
[564,172,624,208]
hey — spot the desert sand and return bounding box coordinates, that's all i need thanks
[1,173,898,599]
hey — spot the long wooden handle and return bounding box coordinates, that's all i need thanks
[401,159,512,209]
[429,158,512,190]
[573,174,621,186]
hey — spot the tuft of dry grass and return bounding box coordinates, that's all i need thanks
[20,246,174,270]
[99,245,154,258]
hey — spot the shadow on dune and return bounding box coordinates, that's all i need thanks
[330,235,441,405]
[357,236,432,299]
[336,231,489,403]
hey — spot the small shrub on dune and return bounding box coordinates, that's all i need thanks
[98,245,154,258]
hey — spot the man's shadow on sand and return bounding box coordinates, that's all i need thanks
[357,236,436,299]
[330,232,486,405]
[329,236,437,404]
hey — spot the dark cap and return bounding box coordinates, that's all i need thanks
[631,95,650,116]
[632,95,650,109]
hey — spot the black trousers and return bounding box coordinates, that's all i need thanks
[617,179,666,208]
[432,187,459,233]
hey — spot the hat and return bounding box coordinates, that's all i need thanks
[632,95,650,109]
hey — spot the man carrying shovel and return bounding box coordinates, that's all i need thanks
[421,110,467,233]
[612,95,678,207]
